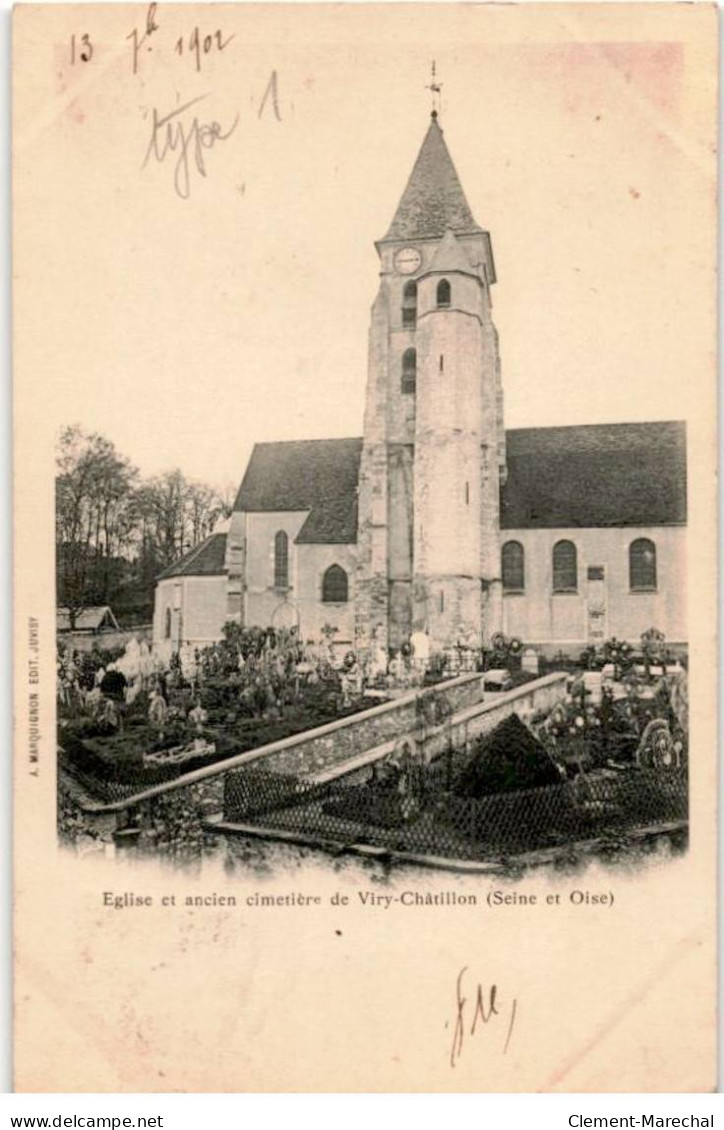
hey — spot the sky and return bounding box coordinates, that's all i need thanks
[14,4,716,494]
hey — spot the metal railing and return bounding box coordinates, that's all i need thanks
[221,761,688,861]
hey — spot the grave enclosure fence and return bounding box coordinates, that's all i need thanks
[221,761,688,862]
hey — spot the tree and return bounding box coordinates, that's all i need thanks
[186,480,227,548]
[134,471,226,572]
[56,428,230,627]
[56,426,139,628]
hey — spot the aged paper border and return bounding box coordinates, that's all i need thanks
[12,1,719,1092]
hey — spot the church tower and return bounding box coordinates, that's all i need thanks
[355,112,506,659]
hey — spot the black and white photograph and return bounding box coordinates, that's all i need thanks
[13,1,716,1093]
[53,32,691,876]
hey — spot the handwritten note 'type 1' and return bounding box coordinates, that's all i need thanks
[140,70,281,200]
[141,94,239,200]
[66,4,283,200]
[134,5,281,199]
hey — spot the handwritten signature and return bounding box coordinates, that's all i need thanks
[142,94,239,200]
[447,967,517,1068]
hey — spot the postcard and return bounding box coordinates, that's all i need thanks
[13,2,717,1092]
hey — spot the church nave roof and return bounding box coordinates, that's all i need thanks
[234,437,363,544]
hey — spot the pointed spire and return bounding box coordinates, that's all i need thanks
[383,117,482,242]
[425,228,475,275]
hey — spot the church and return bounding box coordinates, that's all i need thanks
[153,112,687,663]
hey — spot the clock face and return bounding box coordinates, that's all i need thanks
[394,247,422,275]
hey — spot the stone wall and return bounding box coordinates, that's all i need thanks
[59,771,225,855]
[443,673,567,761]
[225,509,247,623]
[258,671,486,777]
[154,575,228,658]
[355,286,392,657]
[294,542,357,645]
[310,672,568,782]
[501,525,686,648]
[60,624,153,655]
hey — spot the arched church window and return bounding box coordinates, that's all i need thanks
[629,538,657,591]
[164,607,172,639]
[401,281,417,328]
[322,564,348,603]
[401,348,417,394]
[502,541,525,593]
[552,540,578,593]
[274,530,289,589]
[436,278,451,308]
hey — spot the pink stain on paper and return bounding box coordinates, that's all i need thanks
[67,100,86,125]
[527,41,684,119]
[53,43,87,124]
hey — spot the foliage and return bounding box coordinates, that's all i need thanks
[423,651,448,684]
[578,645,603,671]
[56,426,139,624]
[530,675,686,774]
[57,641,125,691]
[134,470,228,577]
[601,637,635,673]
[558,629,682,678]
[483,632,524,671]
[55,425,230,625]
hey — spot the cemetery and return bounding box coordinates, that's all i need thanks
[52,109,690,875]
[57,624,688,870]
[57,624,380,798]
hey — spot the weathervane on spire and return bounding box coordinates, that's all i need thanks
[426,59,442,118]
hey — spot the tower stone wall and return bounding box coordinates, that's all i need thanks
[355,287,394,656]
[355,114,506,660]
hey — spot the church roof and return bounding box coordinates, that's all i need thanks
[157,532,228,580]
[297,497,359,544]
[382,115,483,242]
[425,228,475,275]
[234,438,363,544]
[230,422,685,545]
[501,421,686,529]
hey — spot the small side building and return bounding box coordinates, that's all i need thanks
[153,532,228,664]
[57,606,120,636]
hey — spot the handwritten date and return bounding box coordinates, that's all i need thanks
[127,5,233,75]
[175,27,235,73]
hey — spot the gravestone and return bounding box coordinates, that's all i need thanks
[483,668,511,692]
[582,671,603,703]
[410,630,430,665]
[521,648,539,676]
